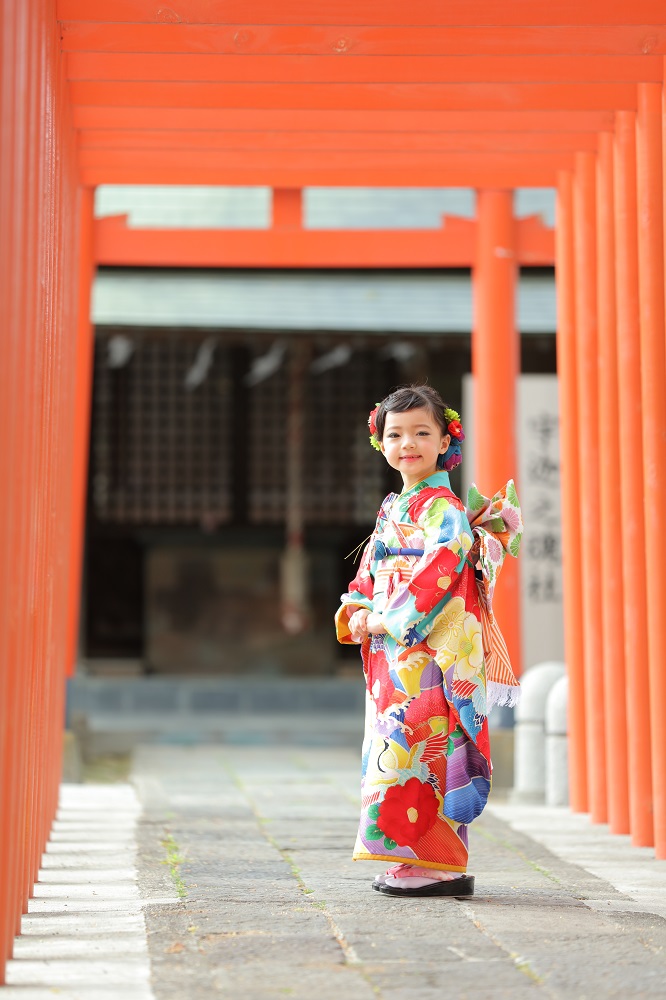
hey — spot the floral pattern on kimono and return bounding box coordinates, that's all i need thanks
[335,471,493,872]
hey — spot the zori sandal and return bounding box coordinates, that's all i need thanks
[379,874,475,897]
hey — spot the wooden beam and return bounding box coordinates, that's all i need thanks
[77,128,598,153]
[92,212,554,267]
[79,147,572,176]
[55,0,666,27]
[80,149,572,172]
[68,80,637,112]
[66,52,663,85]
[59,21,666,57]
[80,164,561,187]
[71,106,616,133]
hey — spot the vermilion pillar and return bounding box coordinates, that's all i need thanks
[555,170,587,813]
[636,82,666,859]
[614,110,653,847]
[573,151,607,824]
[473,189,521,676]
[596,133,629,835]
[64,187,96,676]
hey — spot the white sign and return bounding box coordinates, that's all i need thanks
[517,376,564,667]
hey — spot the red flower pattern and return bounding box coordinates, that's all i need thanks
[368,407,378,437]
[377,777,439,847]
[408,546,460,613]
[448,419,463,438]
[407,486,455,525]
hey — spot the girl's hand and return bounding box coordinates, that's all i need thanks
[366,613,387,635]
[348,608,370,641]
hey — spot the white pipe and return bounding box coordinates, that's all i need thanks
[545,674,569,807]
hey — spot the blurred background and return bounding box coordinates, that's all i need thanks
[66,184,561,781]
[81,185,558,679]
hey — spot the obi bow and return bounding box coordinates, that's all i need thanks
[466,480,524,709]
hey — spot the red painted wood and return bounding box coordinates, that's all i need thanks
[596,131,629,835]
[92,212,554,267]
[77,128,598,153]
[473,190,521,676]
[0,0,81,980]
[55,0,666,27]
[64,187,95,677]
[555,169,588,814]
[573,150,607,825]
[67,79,637,112]
[58,21,666,57]
[71,105,616,132]
[79,164,563,187]
[66,51,663,84]
[613,110,653,847]
[272,188,303,229]
[78,147,574,174]
[636,81,666,858]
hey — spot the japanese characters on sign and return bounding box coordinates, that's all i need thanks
[518,377,564,666]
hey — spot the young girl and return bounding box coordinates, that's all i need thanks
[335,385,522,897]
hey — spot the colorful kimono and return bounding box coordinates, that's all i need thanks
[335,471,522,873]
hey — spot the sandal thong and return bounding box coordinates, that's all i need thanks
[372,863,413,891]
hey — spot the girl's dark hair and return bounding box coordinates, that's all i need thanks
[375,384,449,441]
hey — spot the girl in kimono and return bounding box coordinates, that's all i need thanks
[335,385,522,897]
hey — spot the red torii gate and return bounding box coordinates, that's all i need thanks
[92,201,555,268]
[2,0,666,981]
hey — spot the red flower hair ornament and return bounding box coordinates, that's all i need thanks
[368,404,382,452]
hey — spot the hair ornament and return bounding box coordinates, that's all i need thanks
[440,407,464,471]
[444,407,465,443]
[368,404,382,451]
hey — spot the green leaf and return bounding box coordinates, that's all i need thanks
[366,824,383,841]
[367,803,380,820]
[507,481,519,506]
[467,484,486,511]
[383,837,398,850]
[509,532,523,558]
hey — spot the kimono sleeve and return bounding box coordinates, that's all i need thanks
[381,495,474,647]
[334,534,376,644]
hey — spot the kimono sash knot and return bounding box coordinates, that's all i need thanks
[465,480,524,709]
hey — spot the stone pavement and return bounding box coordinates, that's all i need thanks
[4,745,666,1000]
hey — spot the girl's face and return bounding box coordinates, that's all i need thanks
[380,407,450,489]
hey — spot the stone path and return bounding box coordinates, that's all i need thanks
[133,746,666,1000]
[3,745,666,999]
